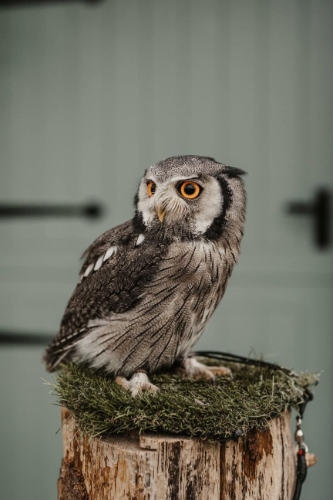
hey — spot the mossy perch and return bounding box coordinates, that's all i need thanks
[55,361,319,499]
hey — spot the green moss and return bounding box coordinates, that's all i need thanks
[53,360,319,442]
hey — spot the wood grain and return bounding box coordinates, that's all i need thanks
[59,408,296,500]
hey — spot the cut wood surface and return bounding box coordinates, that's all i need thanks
[58,407,296,500]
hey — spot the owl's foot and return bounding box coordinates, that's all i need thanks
[115,371,159,397]
[181,357,232,381]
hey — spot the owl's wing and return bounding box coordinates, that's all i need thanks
[44,219,170,371]
[79,219,133,278]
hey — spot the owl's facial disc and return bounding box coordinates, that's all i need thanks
[137,174,224,235]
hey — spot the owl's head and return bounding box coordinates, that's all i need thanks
[135,155,246,240]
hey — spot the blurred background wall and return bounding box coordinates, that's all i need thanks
[0,0,332,499]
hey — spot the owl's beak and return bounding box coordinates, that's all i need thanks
[157,207,165,223]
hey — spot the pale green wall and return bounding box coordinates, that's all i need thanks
[0,1,332,498]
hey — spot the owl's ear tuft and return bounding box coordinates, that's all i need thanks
[223,166,247,177]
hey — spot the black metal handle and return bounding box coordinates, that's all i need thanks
[0,330,54,346]
[287,188,331,249]
[0,0,102,6]
[0,202,104,219]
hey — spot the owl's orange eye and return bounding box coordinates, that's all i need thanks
[147,181,156,197]
[178,181,202,199]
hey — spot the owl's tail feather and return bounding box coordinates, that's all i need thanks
[43,341,75,372]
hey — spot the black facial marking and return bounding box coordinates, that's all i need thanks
[132,210,146,233]
[133,182,148,233]
[204,176,233,241]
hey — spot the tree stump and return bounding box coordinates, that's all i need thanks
[58,407,297,500]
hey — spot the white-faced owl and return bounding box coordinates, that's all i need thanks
[44,156,246,396]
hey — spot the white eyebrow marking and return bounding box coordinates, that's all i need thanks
[136,234,145,246]
[94,255,104,271]
[103,245,117,261]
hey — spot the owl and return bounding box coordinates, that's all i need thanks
[44,156,246,396]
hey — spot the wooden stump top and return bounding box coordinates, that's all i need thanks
[59,408,296,500]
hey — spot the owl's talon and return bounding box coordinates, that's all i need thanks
[115,376,131,391]
[208,366,233,378]
[182,357,232,381]
[115,372,159,397]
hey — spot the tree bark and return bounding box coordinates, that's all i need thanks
[58,407,296,500]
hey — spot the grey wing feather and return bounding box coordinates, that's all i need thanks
[44,220,132,369]
[44,220,169,371]
[79,219,133,277]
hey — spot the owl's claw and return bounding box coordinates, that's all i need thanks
[115,372,159,397]
[181,357,232,381]
[207,365,233,378]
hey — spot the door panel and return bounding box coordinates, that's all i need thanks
[0,1,332,499]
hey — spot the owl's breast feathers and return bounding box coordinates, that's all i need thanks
[44,218,239,375]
